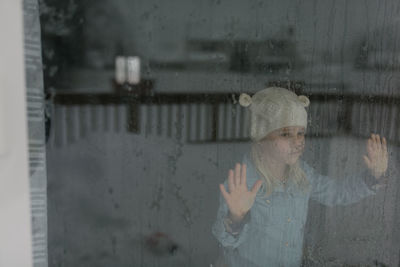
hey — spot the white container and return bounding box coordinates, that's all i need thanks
[127,56,140,85]
[115,56,126,84]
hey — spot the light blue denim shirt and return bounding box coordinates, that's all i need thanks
[212,154,375,267]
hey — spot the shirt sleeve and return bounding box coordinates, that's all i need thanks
[302,161,376,207]
[211,183,251,249]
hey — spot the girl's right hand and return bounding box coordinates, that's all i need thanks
[219,163,263,222]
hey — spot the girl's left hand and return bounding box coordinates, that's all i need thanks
[363,134,388,179]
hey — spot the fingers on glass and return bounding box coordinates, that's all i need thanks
[228,169,235,193]
[363,155,370,165]
[367,138,374,156]
[377,134,382,150]
[227,163,246,193]
[373,134,379,151]
[241,164,247,186]
[235,163,241,187]
[370,133,387,152]
[220,183,229,199]
[382,137,388,155]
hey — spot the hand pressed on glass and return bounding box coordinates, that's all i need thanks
[219,163,263,223]
[363,133,389,179]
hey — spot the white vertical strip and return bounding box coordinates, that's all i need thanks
[103,105,109,132]
[66,106,75,144]
[217,104,224,140]
[320,102,326,134]
[145,104,152,136]
[140,104,148,137]
[189,104,196,141]
[78,105,84,139]
[103,105,108,132]
[160,105,168,138]
[182,104,190,142]
[81,105,91,139]
[0,0,33,265]
[380,103,389,137]
[190,104,196,141]
[148,104,156,137]
[195,103,201,141]
[64,106,70,145]
[47,104,56,149]
[232,104,241,139]
[237,106,243,139]
[52,106,60,147]
[373,104,379,133]
[110,105,116,132]
[59,106,67,147]
[388,104,397,141]
[199,104,207,141]
[365,103,371,134]
[225,103,232,140]
[171,104,177,139]
[243,107,250,139]
[120,105,127,133]
[112,105,119,133]
[113,105,120,133]
[90,105,97,132]
[358,103,366,135]
[96,105,104,133]
[115,105,122,133]
[155,104,162,136]
[395,105,400,142]
[184,104,190,141]
[72,105,80,143]
[308,101,316,135]
[166,104,173,138]
[327,102,333,132]
[333,102,339,132]
[351,102,358,135]
[315,101,322,134]
[65,106,72,144]
[204,104,211,141]
[321,102,327,134]
[106,105,114,132]
[174,104,183,140]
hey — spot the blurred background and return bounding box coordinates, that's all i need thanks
[24,0,400,266]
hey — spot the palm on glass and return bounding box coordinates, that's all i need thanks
[219,163,263,222]
[363,134,389,179]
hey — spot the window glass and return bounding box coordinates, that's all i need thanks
[39,1,400,266]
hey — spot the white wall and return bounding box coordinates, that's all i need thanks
[0,0,33,266]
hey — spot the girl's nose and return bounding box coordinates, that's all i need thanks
[293,135,304,147]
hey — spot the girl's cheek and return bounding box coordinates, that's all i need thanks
[273,142,290,155]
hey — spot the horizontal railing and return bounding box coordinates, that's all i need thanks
[49,92,400,146]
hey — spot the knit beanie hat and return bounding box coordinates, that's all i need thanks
[239,87,310,141]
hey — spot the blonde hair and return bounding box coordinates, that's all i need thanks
[251,142,309,197]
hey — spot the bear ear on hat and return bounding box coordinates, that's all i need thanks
[298,95,310,107]
[239,93,252,107]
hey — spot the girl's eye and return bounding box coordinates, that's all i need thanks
[280,133,290,137]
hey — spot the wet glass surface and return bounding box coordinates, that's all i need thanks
[39,1,400,266]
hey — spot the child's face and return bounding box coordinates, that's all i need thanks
[259,126,306,166]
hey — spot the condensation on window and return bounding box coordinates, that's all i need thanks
[39,0,400,266]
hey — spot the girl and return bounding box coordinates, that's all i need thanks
[212,87,389,267]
